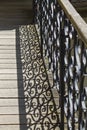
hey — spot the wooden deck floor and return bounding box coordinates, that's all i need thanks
[0,0,33,26]
[0,1,59,129]
[0,25,59,130]
[0,28,25,129]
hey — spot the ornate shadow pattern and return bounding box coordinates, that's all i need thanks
[19,25,60,130]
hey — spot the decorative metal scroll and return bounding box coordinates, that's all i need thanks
[34,0,87,130]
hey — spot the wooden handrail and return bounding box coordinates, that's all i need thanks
[58,0,87,46]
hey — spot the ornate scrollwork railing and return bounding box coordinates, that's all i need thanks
[34,0,87,129]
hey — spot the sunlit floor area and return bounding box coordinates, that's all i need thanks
[0,25,59,130]
[0,0,87,130]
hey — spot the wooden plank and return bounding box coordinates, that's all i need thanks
[0,115,23,125]
[0,74,18,80]
[0,125,20,130]
[0,30,15,34]
[0,54,17,59]
[0,107,26,115]
[0,35,16,38]
[0,99,25,107]
[0,50,16,54]
[0,88,57,98]
[0,0,33,10]
[0,69,17,74]
[0,59,17,64]
[72,1,87,8]
[0,107,19,114]
[0,80,22,89]
[0,1,33,25]
[0,38,16,45]
[0,31,16,38]
[0,125,57,130]
[0,125,59,130]
[0,72,24,79]
[0,69,22,74]
[0,17,32,26]
[0,114,59,125]
[0,89,24,98]
[0,46,16,50]
[0,64,17,69]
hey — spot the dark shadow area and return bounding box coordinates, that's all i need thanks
[0,0,33,26]
[0,25,26,30]
[16,27,28,130]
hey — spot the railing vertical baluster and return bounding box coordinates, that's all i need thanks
[60,27,65,130]
[73,29,77,130]
[78,43,84,130]
[39,0,43,58]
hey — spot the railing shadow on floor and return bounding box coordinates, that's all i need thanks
[16,26,28,130]
[0,23,59,129]
[16,25,59,130]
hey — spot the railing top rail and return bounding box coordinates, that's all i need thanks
[58,0,87,45]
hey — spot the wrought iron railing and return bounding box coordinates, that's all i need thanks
[34,0,87,129]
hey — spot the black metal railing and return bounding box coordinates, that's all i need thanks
[34,0,87,129]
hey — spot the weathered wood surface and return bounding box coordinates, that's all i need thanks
[0,0,33,25]
[0,125,27,130]
[0,26,59,129]
[0,29,24,129]
[0,3,59,127]
[0,27,24,129]
[0,81,21,89]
